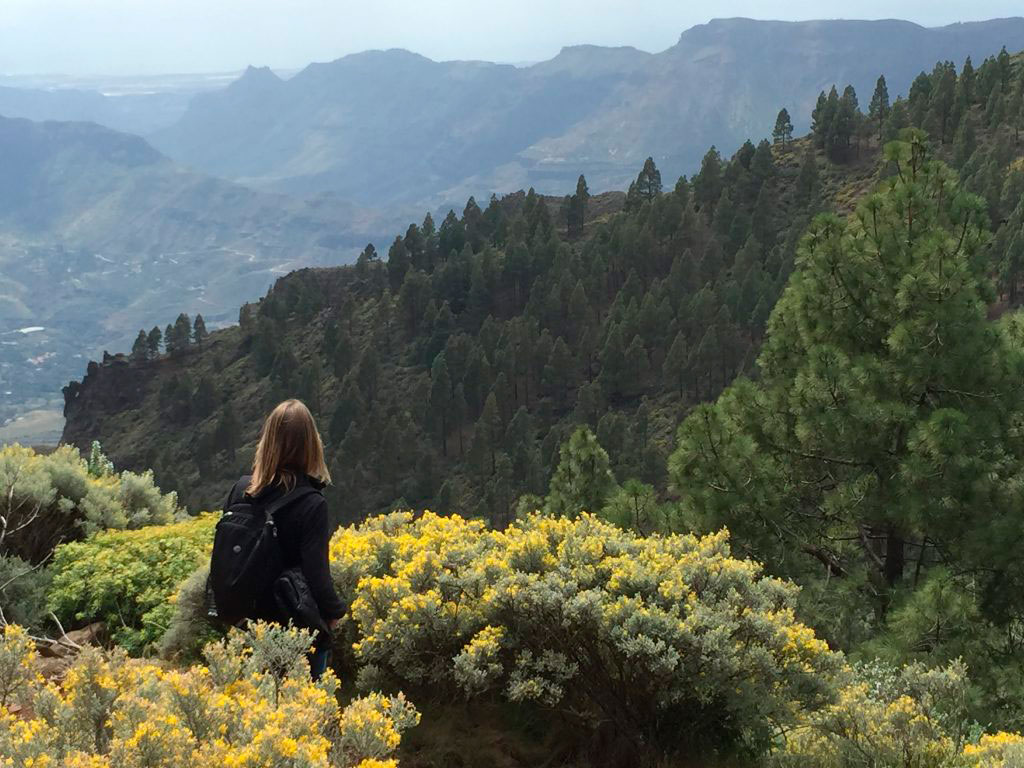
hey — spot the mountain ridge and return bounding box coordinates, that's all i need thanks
[151,17,1024,210]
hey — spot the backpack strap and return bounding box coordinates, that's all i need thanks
[262,484,321,521]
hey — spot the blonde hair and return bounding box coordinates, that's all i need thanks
[246,399,331,496]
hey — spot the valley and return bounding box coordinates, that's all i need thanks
[0,115,391,434]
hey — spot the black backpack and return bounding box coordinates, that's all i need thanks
[206,479,321,625]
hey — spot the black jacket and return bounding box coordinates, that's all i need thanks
[225,474,346,621]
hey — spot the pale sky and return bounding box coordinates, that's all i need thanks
[2,0,1023,76]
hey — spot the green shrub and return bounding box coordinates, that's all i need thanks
[0,443,179,563]
[48,515,215,654]
[0,554,51,631]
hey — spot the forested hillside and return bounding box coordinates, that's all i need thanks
[65,50,1024,527]
[62,132,823,518]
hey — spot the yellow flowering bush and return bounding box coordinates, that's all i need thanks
[777,659,970,767]
[328,511,843,757]
[47,515,217,654]
[0,622,418,768]
[0,625,40,711]
[962,731,1024,767]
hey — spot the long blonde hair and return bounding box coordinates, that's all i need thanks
[246,399,330,496]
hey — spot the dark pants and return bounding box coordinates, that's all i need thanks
[308,638,331,680]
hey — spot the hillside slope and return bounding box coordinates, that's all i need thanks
[61,48,1024,523]
[152,18,1024,208]
[0,116,378,434]
[60,134,875,517]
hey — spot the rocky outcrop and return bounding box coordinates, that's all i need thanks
[62,354,154,454]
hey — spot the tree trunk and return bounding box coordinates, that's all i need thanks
[884,526,905,587]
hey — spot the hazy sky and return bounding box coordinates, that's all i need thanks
[2,0,1023,76]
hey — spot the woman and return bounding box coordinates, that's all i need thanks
[222,399,345,679]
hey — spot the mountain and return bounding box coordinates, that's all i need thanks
[153,50,637,205]
[0,115,382,438]
[152,18,1024,209]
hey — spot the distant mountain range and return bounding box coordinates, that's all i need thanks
[148,17,1024,209]
[0,115,375,435]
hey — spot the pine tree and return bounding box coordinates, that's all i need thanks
[544,336,575,405]
[462,344,491,416]
[812,86,840,149]
[672,135,1024,609]
[693,147,724,213]
[567,174,589,239]
[598,323,627,399]
[925,61,957,143]
[387,236,411,291]
[568,281,590,342]
[952,115,977,169]
[355,243,378,279]
[868,75,891,141]
[624,335,649,396]
[795,147,821,209]
[1008,79,1023,144]
[251,317,281,376]
[361,344,383,398]
[624,181,641,212]
[883,97,910,142]
[960,55,976,104]
[476,392,503,476]
[635,157,662,202]
[997,45,1012,91]
[298,358,323,419]
[192,314,208,347]
[908,71,933,126]
[986,80,1005,128]
[214,402,241,462]
[429,354,452,456]
[1004,231,1024,306]
[452,384,468,455]
[131,330,148,362]
[330,378,365,445]
[398,269,432,336]
[811,91,829,141]
[663,331,688,396]
[544,426,617,519]
[826,85,859,161]
[167,314,192,356]
[772,108,794,147]
[192,375,218,418]
[750,139,775,184]
[332,331,354,379]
